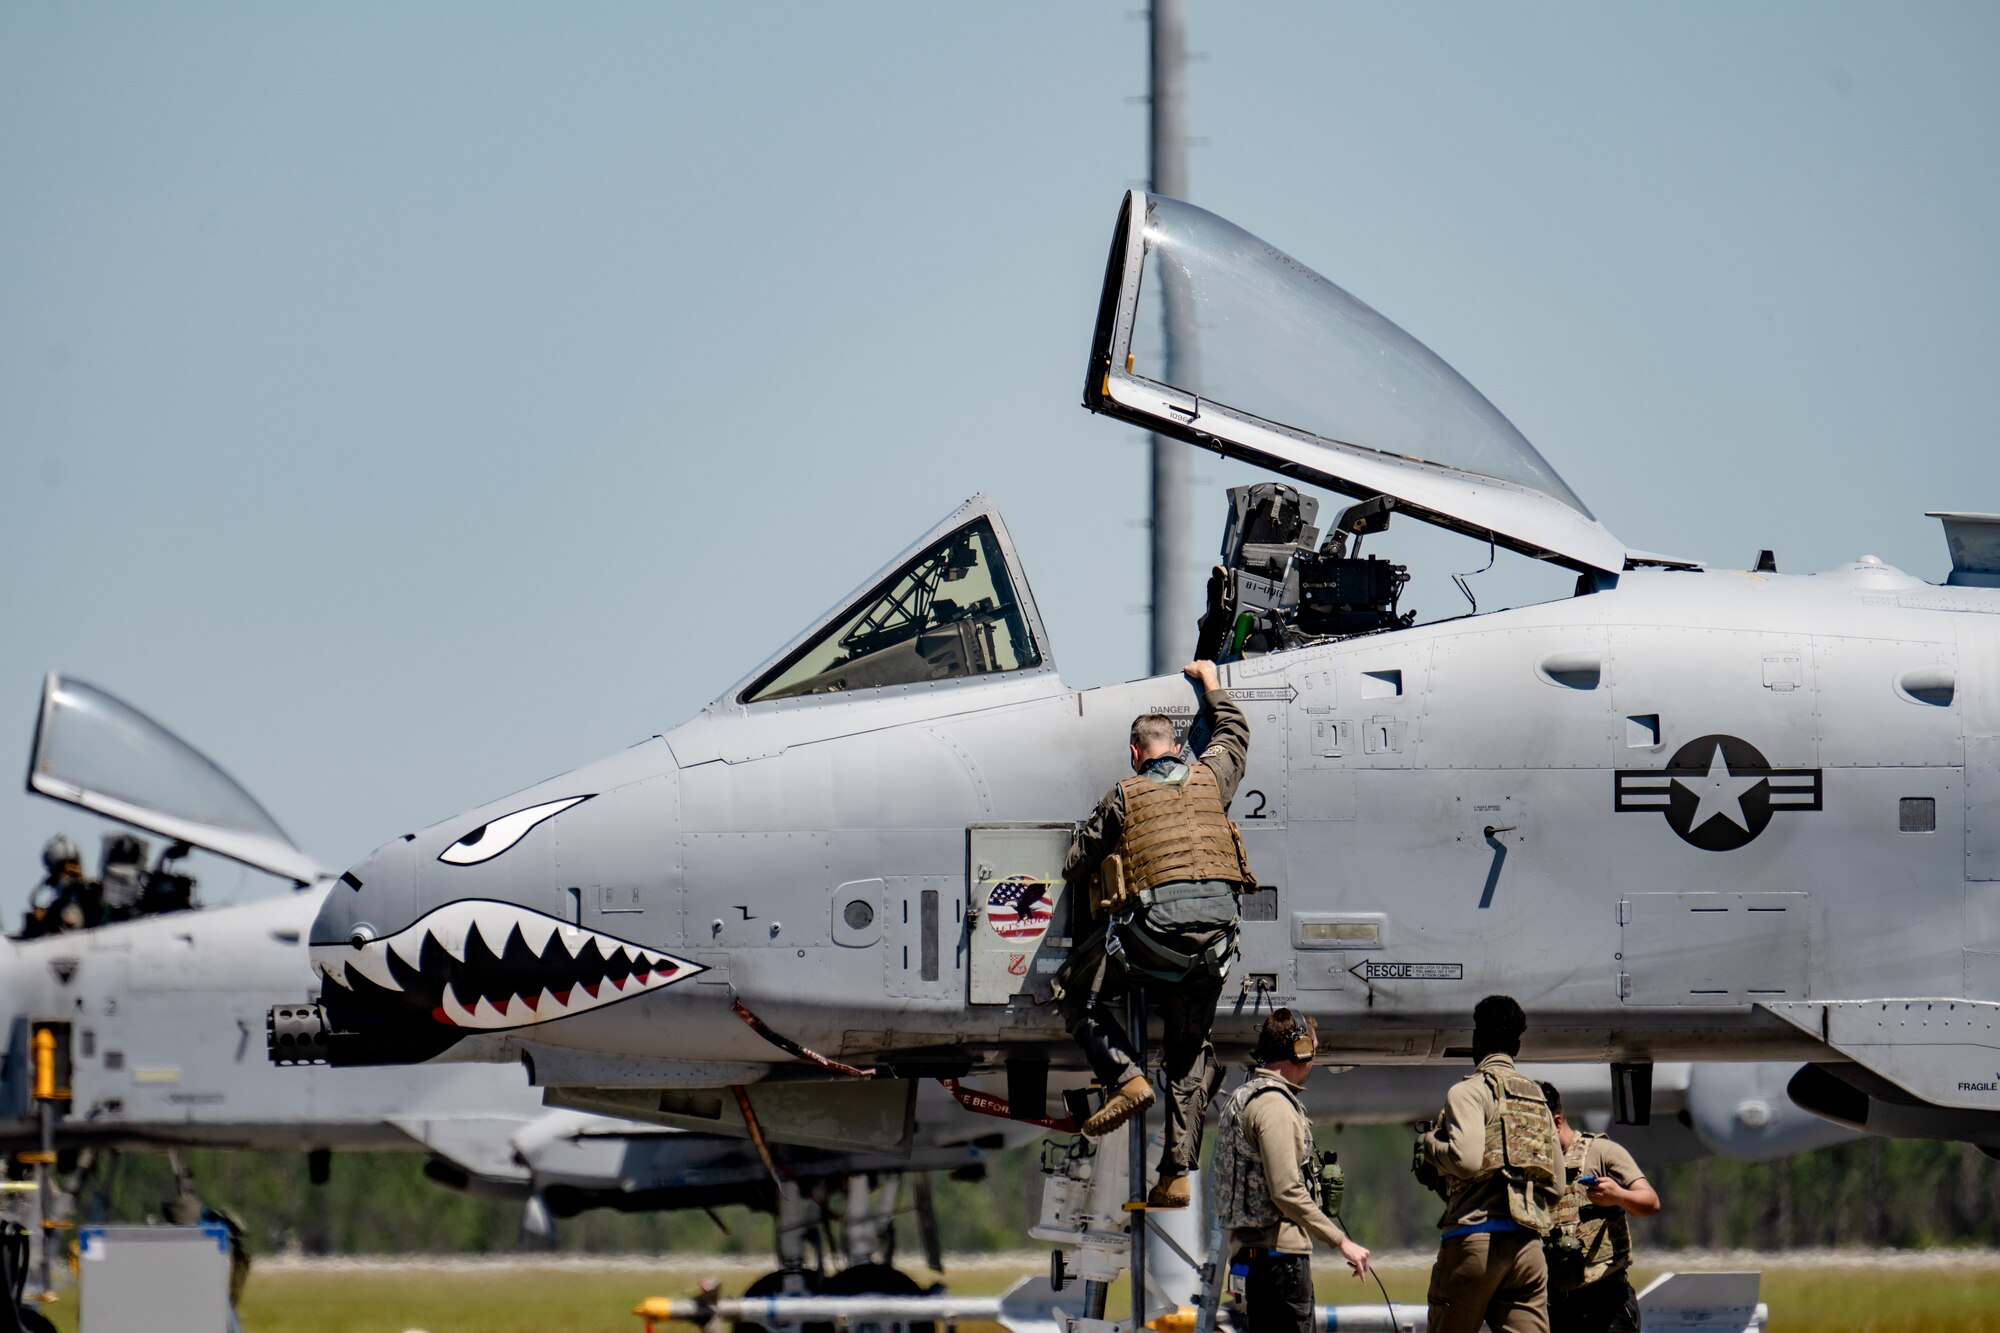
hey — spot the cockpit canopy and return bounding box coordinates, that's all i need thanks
[28,674,323,885]
[1086,192,1626,574]
[743,516,1042,702]
[726,498,1054,710]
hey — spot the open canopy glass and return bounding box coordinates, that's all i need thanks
[28,674,323,884]
[1086,193,1626,573]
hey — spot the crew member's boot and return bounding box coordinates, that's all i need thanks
[1146,1171,1191,1209]
[1082,1076,1156,1137]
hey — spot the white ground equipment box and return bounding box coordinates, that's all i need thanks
[78,1223,231,1333]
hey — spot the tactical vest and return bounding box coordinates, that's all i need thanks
[1446,1069,1561,1235]
[1212,1076,1317,1232]
[1550,1133,1633,1289]
[1093,764,1254,916]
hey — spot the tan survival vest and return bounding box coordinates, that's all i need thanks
[1550,1133,1633,1288]
[1092,764,1254,916]
[1212,1076,1317,1232]
[1448,1069,1562,1235]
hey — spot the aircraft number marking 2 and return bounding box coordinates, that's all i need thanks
[1242,790,1268,819]
[1349,961,1464,982]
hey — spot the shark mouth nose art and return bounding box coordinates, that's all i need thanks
[313,900,704,1030]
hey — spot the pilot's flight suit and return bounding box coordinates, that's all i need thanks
[1213,1068,1351,1333]
[1420,1054,1562,1333]
[1055,684,1253,1181]
[1548,1132,1648,1333]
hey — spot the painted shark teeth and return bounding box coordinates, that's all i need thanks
[309,899,704,1031]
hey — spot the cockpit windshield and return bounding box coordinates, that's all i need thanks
[743,518,1042,703]
[1126,196,1590,515]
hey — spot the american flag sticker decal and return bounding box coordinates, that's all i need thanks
[986,875,1054,942]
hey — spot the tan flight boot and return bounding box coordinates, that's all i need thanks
[1146,1171,1191,1209]
[1081,1076,1156,1137]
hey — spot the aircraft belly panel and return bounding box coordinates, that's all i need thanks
[1619,893,1809,1005]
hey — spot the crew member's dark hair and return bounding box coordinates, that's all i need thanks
[1539,1080,1563,1119]
[1254,1008,1317,1065]
[1471,994,1527,1059]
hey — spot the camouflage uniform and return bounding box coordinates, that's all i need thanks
[1213,1070,1349,1333]
[1420,1054,1562,1333]
[1548,1133,1648,1333]
[1055,686,1252,1176]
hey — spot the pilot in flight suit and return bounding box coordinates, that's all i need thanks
[1054,659,1254,1208]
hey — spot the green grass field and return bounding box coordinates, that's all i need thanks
[27,1254,2000,1333]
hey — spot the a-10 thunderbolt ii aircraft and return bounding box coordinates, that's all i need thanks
[9,674,1028,1284]
[282,191,2000,1159]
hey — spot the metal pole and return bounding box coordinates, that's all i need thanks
[36,1101,52,1298]
[1128,989,1149,1332]
[1149,0,1195,676]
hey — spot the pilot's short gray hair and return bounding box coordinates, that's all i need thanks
[1129,714,1177,751]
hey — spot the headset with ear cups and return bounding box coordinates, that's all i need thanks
[1257,1008,1318,1064]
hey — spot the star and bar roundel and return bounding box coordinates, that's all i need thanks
[1614,734,1823,851]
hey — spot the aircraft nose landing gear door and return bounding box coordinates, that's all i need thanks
[968,824,1075,1005]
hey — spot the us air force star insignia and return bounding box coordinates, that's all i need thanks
[1614,734,1822,851]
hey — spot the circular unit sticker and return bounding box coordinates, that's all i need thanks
[986,875,1054,942]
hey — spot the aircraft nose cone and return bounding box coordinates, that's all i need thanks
[309,836,420,983]
[308,740,692,1038]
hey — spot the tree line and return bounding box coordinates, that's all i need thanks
[75,1124,1998,1263]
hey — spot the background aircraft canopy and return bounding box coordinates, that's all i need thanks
[1087,192,1628,573]
[28,673,322,885]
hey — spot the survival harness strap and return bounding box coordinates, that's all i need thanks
[1104,883,1240,979]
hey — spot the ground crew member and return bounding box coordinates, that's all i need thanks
[1415,995,1562,1333]
[1053,658,1253,1208]
[1540,1081,1660,1333]
[1213,1009,1372,1333]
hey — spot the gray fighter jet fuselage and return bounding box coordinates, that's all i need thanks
[11,676,1023,1234]
[295,193,2000,1154]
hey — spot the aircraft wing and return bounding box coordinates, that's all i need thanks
[387,1114,537,1189]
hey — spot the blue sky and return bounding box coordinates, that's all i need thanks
[4,3,1996,909]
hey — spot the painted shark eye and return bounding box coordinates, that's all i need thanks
[438,796,591,866]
